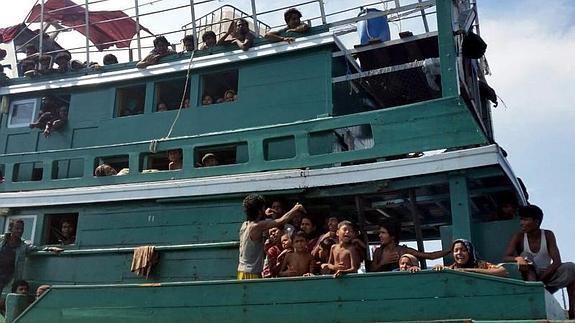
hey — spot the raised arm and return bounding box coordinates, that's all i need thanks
[406,246,450,260]
[461,263,508,277]
[250,203,305,240]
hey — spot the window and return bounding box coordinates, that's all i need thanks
[43,213,78,245]
[264,136,296,161]
[0,164,4,183]
[139,149,183,172]
[8,99,37,128]
[4,215,37,243]
[52,158,84,179]
[194,142,248,167]
[94,155,129,176]
[12,162,43,182]
[155,78,188,111]
[200,70,238,106]
[309,125,374,155]
[116,85,145,117]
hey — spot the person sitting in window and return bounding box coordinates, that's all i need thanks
[201,153,219,167]
[201,31,217,50]
[224,89,237,102]
[217,18,255,51]
[136,36,175,68]
[157,102,168,112]
[434,239,507,277]
[94,164,117,176]
[181,35,195,53]
[202,95,213,106]
[265,8,310,44]
[168,150,183,170]
[29,96,69,137]
[58,220,76,245]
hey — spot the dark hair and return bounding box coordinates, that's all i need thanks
[320,238,336,250]
[182,34,195,43]
[518,205,544,226]
[8,219,24,232]
[293,230,308,241]
[269,197,287,210]
[451,239,478,268]
[202,31,216,42]
[103,54,118,65]
[338,220,353,229]
[11,280,29,293]
[380,222,400,243]
[153,36,169,47]
[243,194,266,221]
[236,18,249,28]
[55,51,71,61]
[284,8,302,23]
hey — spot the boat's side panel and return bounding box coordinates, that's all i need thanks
[16,271,555,323]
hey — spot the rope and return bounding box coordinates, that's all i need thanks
[164,49,196,139]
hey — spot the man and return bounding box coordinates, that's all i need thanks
[0,220,61,295]
[265,8,310,44]
[237,194,305,279]
[181,35,195,52]
[504,205,575,319]
[217,18,254,51]
[136,36,175,68]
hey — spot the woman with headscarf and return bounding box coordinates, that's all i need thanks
[398,254,420,273]
[434,239,507,277]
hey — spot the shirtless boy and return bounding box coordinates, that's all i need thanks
[279,231,314,277]
[321,221,360,278]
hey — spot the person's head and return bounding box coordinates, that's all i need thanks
[281,233,292,250]
[224,90,236,102]
[36,285,50,299]
[292,231,308,252]
[337,220,354,243]
[153,36,170,54]
[11,280,29,294]
[21,60,36,73]
[327,216,339,233]
[398,254,419,271]
[518,205,544,232]
[284,8,303,29]
[61,220,74,238]
[235,18,249,35]
[25,44,38,56]
[103,54,118,65]
[94,164,117,177]
[451,239,477,268]
[183,98,189,108]
[300,216,316,236]
[202,153,219,167]
[55,51,71,70]
[157,102,168,111]
[202,31,217,48]
[378,223,399,246]
[243,193,266,221]
[0,49,7,61]
[268,198,287,219]
[168,149,182,162]
[8,219,25,239]
[202,95,213,105]
[268,227,283,244]
[182,35,195,52]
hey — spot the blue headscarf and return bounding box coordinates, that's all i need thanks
[451,239,478,268]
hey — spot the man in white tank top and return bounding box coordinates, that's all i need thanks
[237,194,306,280]
[504,205,575,319]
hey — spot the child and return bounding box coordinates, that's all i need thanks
[398,254,420,273]
[168,149,182,170]
[321,221,360,278]
[157,102,168,112]
[202,95,213,106]
[279,231,314,277]
[312,216,339,258]
[224,89,236,102]
[262,227,283,278]
[201,31,217,50]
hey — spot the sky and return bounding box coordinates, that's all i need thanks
[1,0,574,280]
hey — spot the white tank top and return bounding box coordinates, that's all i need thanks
[522,229,552,274]
[237,221,264,274]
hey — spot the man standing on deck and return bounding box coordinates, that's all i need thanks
[237,194,305,279]
[504,205,575,319]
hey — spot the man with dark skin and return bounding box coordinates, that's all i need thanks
[265,8,310,44]
[217,18,254,51]
[504,205,575,319]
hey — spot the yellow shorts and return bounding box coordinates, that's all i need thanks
[237,271,261,280]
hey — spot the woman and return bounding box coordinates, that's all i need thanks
[398,254,421,273]
[434,239,508,277]
[370,223,449,272]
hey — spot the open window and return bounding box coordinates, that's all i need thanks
[8,99,37,128]
[12,161,43,182]
[194,142,247,167]
[116,85,145,117]
[155,78,188,111]
[0,164,5,183]
[43,213,78,245]
[308,124,374,155]
[52,158,84,179]
[200,70,238,106]
[94,155,129,176]
[139,149,183,172]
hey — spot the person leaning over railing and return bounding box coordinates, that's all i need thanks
[136,36,175,68]
[217,18,255,51]
[265,8,310,44]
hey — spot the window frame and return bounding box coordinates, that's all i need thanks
[7,98,37,128]
[3,215,38,244]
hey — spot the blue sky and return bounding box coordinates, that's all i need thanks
[1,0,573,265]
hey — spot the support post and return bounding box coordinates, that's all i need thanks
[250,0,260,36]
[448,174,473,241]
[39,0,45,57]
[354,196,370,263]
[134,0,142,61]
[318,0,327,25]
[84,0,90,67]
[418,0,430,32]
[436,0,459,97]
[408,190,427,269]
[188,0,197,48]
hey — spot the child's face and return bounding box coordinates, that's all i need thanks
[61,222,73,237]
[202,96,213,105]
[337,224,353,243]
[268,227,281,243]
[399,256,412,271]
[327,217,338,232]
[292,236,307,252]
[205,36,216,47]
[281,234,292,249]
[15,285,29,295]
[158,103,168,111]
[224,92,235,102]
[287,14,301,29]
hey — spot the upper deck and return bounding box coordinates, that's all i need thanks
[0,0,495,193]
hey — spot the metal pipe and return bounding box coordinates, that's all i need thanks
[84,0,90,66]
[250,0,260,36]
[418,0,430,32]
[39,0,44,58]
[318,0,327,25]
[134,0,142,61]
[189,0,197,48]
[409,189,426,269]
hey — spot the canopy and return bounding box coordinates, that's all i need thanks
[27,0,150,51]
[0,24,26,44]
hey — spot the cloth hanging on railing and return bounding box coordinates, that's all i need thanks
[131,246,158,279]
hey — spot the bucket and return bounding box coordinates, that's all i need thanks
[357,8,391,45]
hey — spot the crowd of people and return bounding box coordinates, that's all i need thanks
[237,194,575,318]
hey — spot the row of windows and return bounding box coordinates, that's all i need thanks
[4,213,78,246]
[0,125,374,183]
